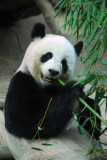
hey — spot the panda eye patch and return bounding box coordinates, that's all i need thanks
[41,52,53,63]
[61,59,68,73]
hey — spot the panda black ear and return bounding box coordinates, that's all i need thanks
[31,23,45,39]
[74,41,83,56]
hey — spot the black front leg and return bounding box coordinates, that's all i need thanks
[39,81,83,138]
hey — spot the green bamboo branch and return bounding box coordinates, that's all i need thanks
[79,97,107,126]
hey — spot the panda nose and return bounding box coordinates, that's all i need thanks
[49,69,59,76]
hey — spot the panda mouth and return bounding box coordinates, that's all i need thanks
[41,74,53,82]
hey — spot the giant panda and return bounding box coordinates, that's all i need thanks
[5,23,102,160]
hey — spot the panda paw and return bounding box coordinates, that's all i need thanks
[66,80,83,90]
[64,80,84,97]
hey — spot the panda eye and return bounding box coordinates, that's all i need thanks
[61,59,68,73]
[41,52,53,63]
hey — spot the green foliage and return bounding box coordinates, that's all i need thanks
[55,0,107,146]
[54,0,106,54]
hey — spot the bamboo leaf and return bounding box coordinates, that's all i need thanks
[82,39,101,63]
[88,2,105,44]
[54,0,68,18]
[71,1,102,5]
[70,9,78,36]
[54,0,64,9]
[73,17,86,35]
[86,48,100,73]
[90,119,101,133]
[81,118,90,128]
[97,1,105,27]
[64,0,69,31]
[86,79,98,97]
[82,17,88,38]
[103,20,107,54]
[31,147,43,151]
[73,74,96,86]
[78,125,86,136]
[100,127,107,135]
[98,58,107,67]
[42,143,53,146]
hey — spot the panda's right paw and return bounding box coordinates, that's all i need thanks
[65,80,84,92]
[62,81,84,100]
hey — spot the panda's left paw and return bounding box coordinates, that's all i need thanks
[62,81,84,99]
[66,80,84,92]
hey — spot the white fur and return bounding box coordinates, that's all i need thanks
[5,119,102,160]
[17,34,77,86]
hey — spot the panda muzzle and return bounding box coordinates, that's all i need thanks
[42,74,54,82]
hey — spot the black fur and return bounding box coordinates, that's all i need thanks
[41,52,53,63]
[61,59,68,73]
[5,71,83,139]
[31,23,45,39]
[5,71,101,140]
[74,41,83,56]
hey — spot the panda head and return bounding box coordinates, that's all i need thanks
[19,23,83,87]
